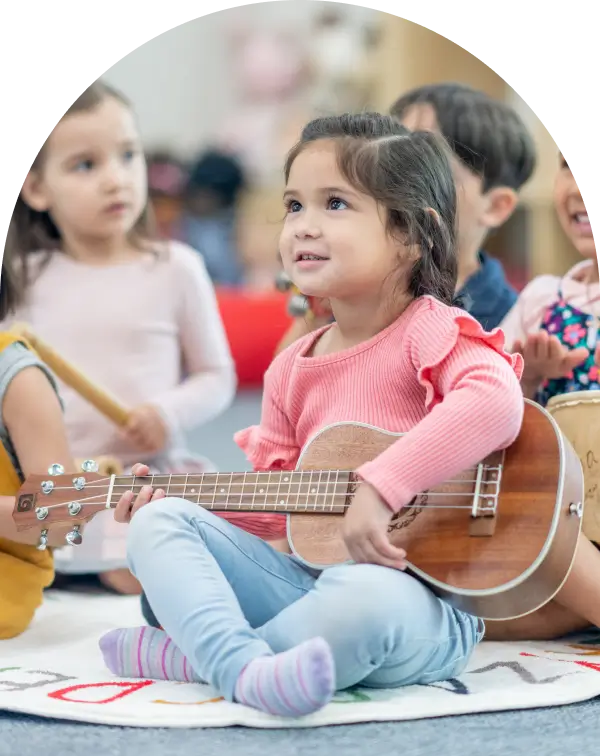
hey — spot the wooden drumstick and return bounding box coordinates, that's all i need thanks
[9,323,131,428]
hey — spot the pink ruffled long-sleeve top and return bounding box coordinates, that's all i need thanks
[229,296,524,539]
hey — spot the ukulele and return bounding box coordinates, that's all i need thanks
[13,400,584,621]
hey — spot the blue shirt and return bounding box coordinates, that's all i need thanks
[458,251,517,331]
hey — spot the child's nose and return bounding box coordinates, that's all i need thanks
[102,160,130,191]
[294,209,322,238]
[296,226,321,239]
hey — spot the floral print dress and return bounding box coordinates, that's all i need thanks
[535,288,600,406]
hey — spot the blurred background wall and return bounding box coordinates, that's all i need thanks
[21,1,578,470]
[102,3,376,158]
[102,1,574,293]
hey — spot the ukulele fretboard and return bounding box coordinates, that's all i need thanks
[107,470,356,513]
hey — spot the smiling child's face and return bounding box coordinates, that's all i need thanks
[554,154,595,261]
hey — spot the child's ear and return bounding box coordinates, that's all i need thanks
[21,171,50,212]
[481,187,518,230]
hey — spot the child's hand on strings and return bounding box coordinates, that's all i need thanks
[123,404,169,455]
[514,332,589,383]
[342,482,407,570]
[113,463,166,523]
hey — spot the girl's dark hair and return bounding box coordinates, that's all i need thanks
[284,113,458,306]
[4,80,154,311]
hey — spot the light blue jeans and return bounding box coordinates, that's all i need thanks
[126,498,484,701]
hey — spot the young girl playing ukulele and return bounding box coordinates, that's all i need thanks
[95,112,528,716]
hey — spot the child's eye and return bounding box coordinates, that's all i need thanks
[328,197,348,211]
[74,159,94,172]
[286,200,302,213]
[123,149,136,163]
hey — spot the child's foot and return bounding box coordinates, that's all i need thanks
[234,637,335,717]
[99,626,200,682]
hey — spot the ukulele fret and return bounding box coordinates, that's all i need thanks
[286,472,293,511]
[241,471,247,510]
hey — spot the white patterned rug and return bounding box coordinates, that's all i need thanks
[1,591,600,728]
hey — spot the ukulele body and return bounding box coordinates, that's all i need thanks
[287,404,584,620]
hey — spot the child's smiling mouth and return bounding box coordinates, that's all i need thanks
[293,251,330,270]
[571,211,592,235]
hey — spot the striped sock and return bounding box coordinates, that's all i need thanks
[234,637,335,717]
[99,627,201,682]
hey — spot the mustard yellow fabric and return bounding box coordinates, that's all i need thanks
[0,332,54,639]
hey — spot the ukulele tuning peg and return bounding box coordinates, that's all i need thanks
[81,459,99,473]
[288,293,310,317]
[37,530,49,551]
[274,270,293,292]
[68,502,82,516]
[73,477,86,491]
[41,480,54,494]
[65,525,83,546]
[48,463,65,476]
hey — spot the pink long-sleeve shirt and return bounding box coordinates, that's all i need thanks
[234,296,524,534]
[2,242,237,467]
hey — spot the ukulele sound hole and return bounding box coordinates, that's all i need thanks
[388,494,426,532]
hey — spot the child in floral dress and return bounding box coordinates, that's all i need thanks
[500,153,598,402]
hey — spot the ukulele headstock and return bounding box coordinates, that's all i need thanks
[13,460,112,551]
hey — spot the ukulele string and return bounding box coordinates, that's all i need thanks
[33,468,501,514]
[45,469,500,493]
[33,488,499,513]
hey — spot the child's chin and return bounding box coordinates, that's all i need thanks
[574,240,597,260]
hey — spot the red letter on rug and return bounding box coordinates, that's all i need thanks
[49,680,154,704]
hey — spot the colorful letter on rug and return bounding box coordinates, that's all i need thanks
[1,592,600,728]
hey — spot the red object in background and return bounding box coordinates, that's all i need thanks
[216,288,292,388]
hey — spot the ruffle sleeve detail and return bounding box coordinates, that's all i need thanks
[234,426,299,472]
[413,309,524,411]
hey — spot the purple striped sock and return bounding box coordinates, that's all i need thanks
[99,627,201,682]
[234,638,335,717]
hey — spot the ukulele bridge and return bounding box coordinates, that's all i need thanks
[469,459,503,537]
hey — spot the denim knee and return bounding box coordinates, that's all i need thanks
[316,564,421,630]
[317,563,479,641]
[126,497,208,565]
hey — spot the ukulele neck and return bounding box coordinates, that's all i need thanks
[106,470,356,514]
